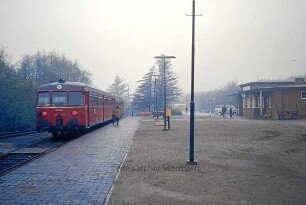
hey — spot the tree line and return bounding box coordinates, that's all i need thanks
[182,81,241,112]
[0,47,92,131]
[106,55,182,115]
[1,48,182,131]
[1,47,194,131]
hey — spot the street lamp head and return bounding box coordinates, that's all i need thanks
[154,56,176,59]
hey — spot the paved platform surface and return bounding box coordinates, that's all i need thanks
[0,117,140,205]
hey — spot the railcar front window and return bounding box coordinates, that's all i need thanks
[52,92,67,106]
[69,92,83,106]
[38,92,51,106]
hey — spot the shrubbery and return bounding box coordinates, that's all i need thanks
[171,109,182,116]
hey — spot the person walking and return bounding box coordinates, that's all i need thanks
[222,104,227,118]
[113,106,120,125]
[229,104,233,118]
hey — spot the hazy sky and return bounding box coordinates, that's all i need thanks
[1,0,306,93]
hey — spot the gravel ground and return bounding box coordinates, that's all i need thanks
[108,116,306,205]
[0,132,51,154]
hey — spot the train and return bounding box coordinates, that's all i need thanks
[36,80,124,138]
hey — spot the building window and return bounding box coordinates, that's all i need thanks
[301,91,306,99]
[252,97,259,108]
[268,96,272,108]
[247,97,251,108]
[243,98,246,108]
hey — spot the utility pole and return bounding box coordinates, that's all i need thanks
[186,0,201,165]
[154,55,176,130]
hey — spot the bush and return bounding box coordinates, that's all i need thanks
[171,109,182,116]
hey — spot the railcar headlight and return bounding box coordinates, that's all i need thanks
[42,111,47,117]
[72,111,78,116]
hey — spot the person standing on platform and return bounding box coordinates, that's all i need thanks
[113,106,120,125]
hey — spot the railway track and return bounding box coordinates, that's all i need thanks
[0,138,66,176]
[0,120,118,176]
[0,129,44,139]
[0,130,69,176]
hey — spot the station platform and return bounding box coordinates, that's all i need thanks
[0,117,140,205]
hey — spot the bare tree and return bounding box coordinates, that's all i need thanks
[18,51,92,84]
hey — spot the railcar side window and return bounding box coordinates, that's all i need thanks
[90,95,93,106]
[69,92,83,106]
[52,92,67,106]
[38,92,51,106]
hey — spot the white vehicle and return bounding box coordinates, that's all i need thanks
[214,105,223,114]
[214,105,237,115]
[173,103,187,111]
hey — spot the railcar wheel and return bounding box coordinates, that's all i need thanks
[52,131,62,140]
[70,130,81,138]
[52,132,58,140]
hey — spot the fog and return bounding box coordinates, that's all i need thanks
[1,0,306,93]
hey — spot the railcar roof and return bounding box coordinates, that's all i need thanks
[37,81,120,98]
[37,81,88,90]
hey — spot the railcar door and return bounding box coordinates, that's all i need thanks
[85,91,90,127]
[104,96,110,121]
[102,95,105,122]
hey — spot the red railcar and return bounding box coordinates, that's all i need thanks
[36,80,124,137]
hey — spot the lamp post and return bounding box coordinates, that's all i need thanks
[187,0,198,165]
[154,55,176,130]
[151,74,161,118]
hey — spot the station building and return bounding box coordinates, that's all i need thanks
[231,78,306,119]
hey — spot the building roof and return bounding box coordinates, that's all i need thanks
[239,80,293,87]
[229,84,306,96]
